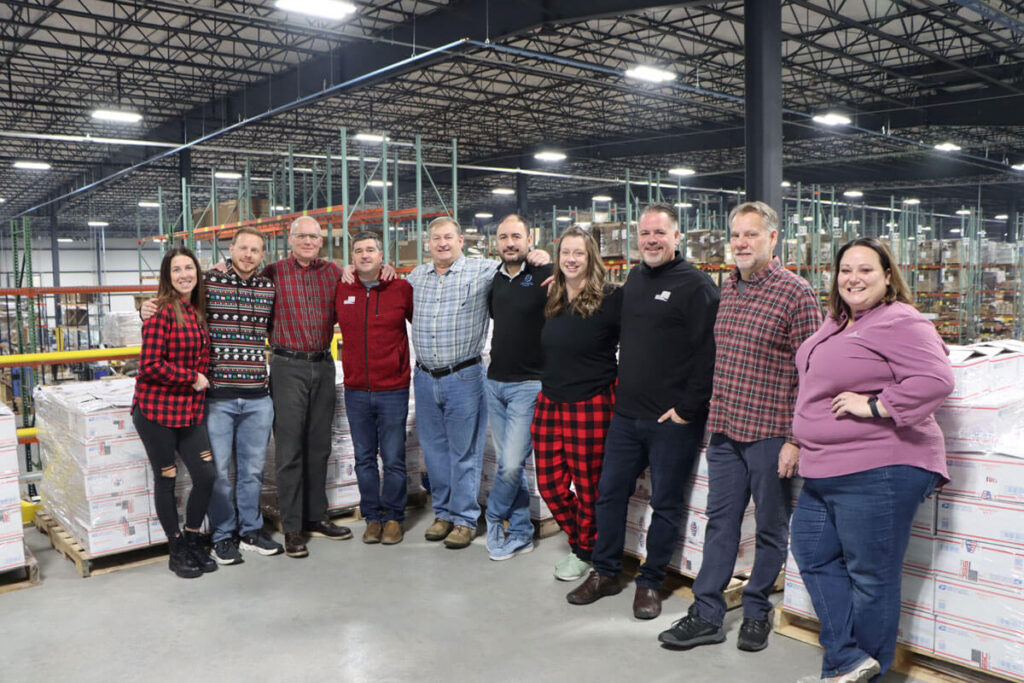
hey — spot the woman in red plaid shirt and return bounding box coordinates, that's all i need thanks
[132,247,217,579]
[531,226,622,582]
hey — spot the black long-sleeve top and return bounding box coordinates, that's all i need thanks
[615,253,720,421]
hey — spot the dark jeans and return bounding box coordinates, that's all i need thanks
[345,387,409,523]
[593,413,705,589]
[270,355,336,533]
[790,465,939,678]
[692,434,792,625]
[132,408,216,538]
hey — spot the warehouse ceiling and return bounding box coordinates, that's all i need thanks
[1,0,1022,238]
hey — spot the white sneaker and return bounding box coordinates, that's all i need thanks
[553,552,591,581]
[836,657,880,682]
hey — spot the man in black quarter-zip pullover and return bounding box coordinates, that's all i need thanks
[567,202,719,620]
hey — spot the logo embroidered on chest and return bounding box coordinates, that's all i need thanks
[654,290,671,302]
[343,296,356,305]
[520,274,534,287]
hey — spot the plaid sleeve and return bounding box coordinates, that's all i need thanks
[789,283,824,353]
[138,306,197,387]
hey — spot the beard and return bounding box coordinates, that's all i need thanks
[501,250,527,264]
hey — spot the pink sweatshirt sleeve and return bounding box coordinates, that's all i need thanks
[875,312,954,428]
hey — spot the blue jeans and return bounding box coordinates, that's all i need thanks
[345,387,409,523]
[205,395,275,543]
[485,379,541,544]
[693,434,792,625]
[790,465,939,678]
[593,413,706,588]
[413,363,487,529]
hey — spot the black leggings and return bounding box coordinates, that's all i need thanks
[132,408,216,538]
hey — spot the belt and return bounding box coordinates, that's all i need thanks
[273,347,332,362]
[415,356,480,379]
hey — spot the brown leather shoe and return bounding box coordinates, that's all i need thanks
[442,525,476,549]
[362,521,382,544]
[305,520,353,540]
[566,570,623,605]
[284,532,308,558]
[424,518,454,542]
[381,520,403,545]
[633,586,663,619]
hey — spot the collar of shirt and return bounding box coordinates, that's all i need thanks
[286,254,326,271]
[498,260,529,280]
[727,255,782,288]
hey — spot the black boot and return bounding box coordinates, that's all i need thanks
[184,530,218,574]
[168,535,202,579]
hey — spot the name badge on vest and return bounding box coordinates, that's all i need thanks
[343,296,356,305]
[655,290,671,302]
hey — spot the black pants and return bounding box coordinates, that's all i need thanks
[270,355,336,533]
[132,408,216,538]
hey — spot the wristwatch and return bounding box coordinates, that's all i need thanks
[867,395,881,418]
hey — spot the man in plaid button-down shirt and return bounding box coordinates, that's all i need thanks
[660,201,822,652]
[408,216,549,550]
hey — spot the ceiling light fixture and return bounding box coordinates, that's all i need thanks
[812,112,852,126]
[1012,163,1024,171]
[88,221,109,227]
[955,209,971,216]
[803,216,814,222]
[668,167,696,177]
[138,201,161,208]
[674,202,693,208]
[273,205,292,212]
[274,0,356,20]
[0,198,6,204]
[903,198,921,205]
[492,188,515,196]
[780,181,791,188]
[950,228,962,234]
[843,190,863,198]
[57,238,74,243]
[592,195,613,202]
[214,171,242,180]
[624,65,676,83]
[534,151,566,162]
[474,212,493,219]
[13,160,51,170]
[934,142,961,152]
[91,109,142,124]
[995,214,1009,220]
[367,179,392,188]
[354,133,388,143]
[555,216,572,222]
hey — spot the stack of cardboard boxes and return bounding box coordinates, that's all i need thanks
[782,339,1024,681]
[0,404,25,571]
[100,311,143,347]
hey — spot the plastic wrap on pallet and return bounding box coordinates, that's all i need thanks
[100,311,143,347]
[935,389,1024,459]
[33,378,136,440]
[0,534,26,572]
[944,452,1024,503]
[936,493,1024,552]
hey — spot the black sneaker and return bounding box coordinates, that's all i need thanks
[240,529,284,556]
[210,538,244,566]
[737,617,772,652]
[658,606,726,650]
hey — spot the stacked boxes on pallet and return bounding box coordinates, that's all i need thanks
[781,339,1024,681]
[0,404,25,571]
[623,450,756,578]
[35,379,155,556]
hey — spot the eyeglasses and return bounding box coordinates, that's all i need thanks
[291,233,322,241]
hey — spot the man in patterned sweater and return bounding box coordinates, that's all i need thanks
[203,227,282,564]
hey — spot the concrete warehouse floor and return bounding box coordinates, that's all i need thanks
[3,507,926,682]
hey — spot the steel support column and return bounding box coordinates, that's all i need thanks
[744,0,783,245]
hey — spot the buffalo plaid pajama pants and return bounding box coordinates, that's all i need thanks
[530,386,615,560]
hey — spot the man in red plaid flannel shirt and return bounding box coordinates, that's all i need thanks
[659,201,822,652]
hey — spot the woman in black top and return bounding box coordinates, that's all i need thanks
[531,225,622,582]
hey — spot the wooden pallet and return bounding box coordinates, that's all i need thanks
[774,608,1016,683]
[533,516,560,539]
[622,552,785,608]
[35,511,168,578]
[0,544,40,594]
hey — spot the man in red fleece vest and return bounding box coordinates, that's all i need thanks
[334,231,414,545]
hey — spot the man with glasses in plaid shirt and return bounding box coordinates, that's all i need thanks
[263,216,353,558]
[408,216,550,550]
[659,201,822,651]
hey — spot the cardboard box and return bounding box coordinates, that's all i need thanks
[945,452,1024,504]
[898,607,935,653]
[81,461,148,499]
[901,568,935,613]
[916,270,941,293]
[936,494,1024,552]
[941,240,963,265]
[904,532,935,573]
[782,569,817,619]
[935,389,1024,458]
[0,537,25,571]
[71,491,151,528]
[325,482,360,511]
[0,474,18,508]
[70,517,150,557]
[63,435,148,471]
[934,616,1024,680]
[934,578,1024,636]
[0,503,23,541]
[932,536,1024,591]
[0,405,16,449]
[669,537,755,579]
[913,496,937,535]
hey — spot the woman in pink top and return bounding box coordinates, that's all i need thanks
[790,237,953,683]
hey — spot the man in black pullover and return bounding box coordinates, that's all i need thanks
[567,202,719,619]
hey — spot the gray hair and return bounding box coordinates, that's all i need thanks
[728,201,779,233]
[427,215,461,235]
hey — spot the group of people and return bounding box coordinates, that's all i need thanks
[132,200,954,683]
